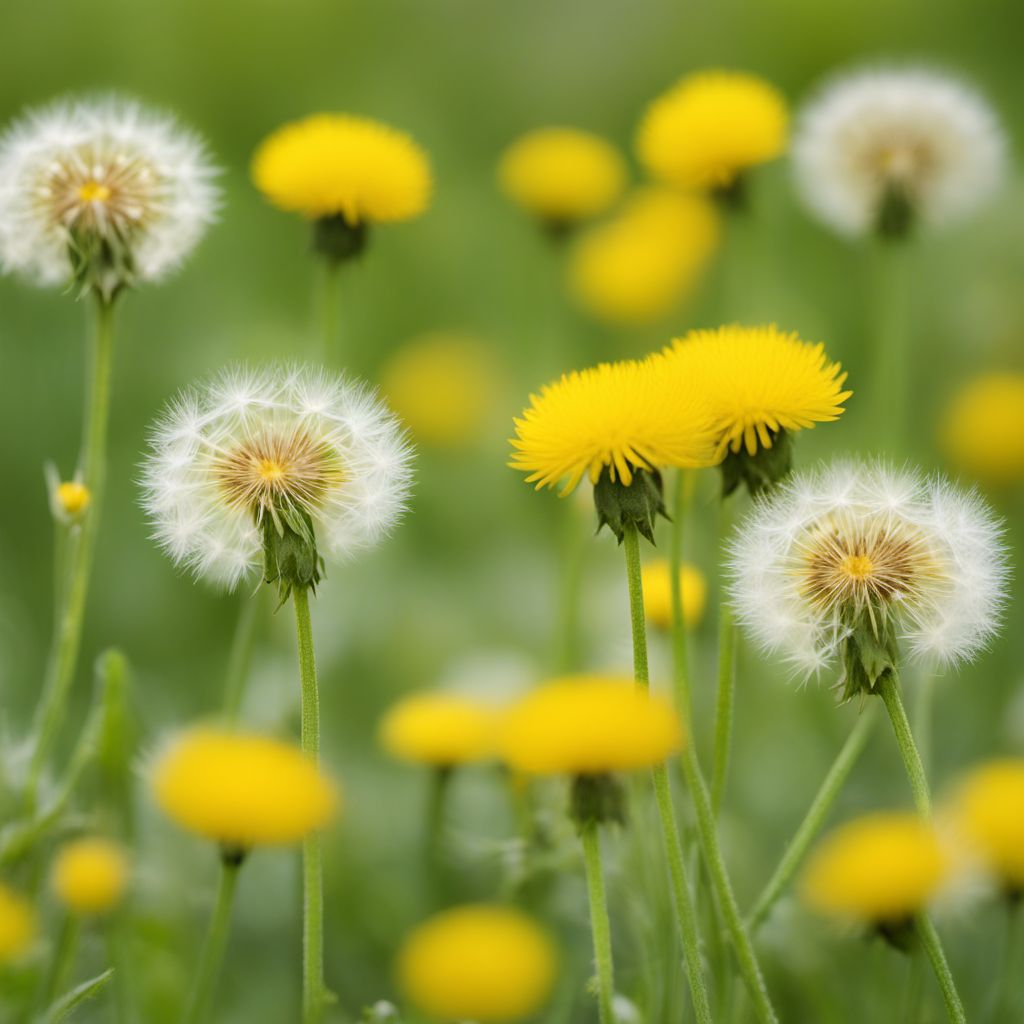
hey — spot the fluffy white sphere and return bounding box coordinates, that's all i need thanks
[728,461,1008,678]
[0,96,219,288]
[793,68,1006,237]
[141,365,414,589]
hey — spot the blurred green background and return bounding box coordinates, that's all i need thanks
[1,0,1022,1020]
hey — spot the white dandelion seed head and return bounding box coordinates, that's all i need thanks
[728,461,1009,679]
[0,95,219,288]
[793,67,1006,237]
[140,364,414,590]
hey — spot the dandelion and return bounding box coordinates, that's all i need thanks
[52,837,129,915]
[397,905,557,1023]
[793,68,1005,239]
[0,96,218,298]
[941,373,1024,487]
[45,463,91,524]
[380,692,498,768]
[568,188,720,326]
[637,71,787,198]
[642,559,706,630]
[498,127,626,234]
[0,884,34,964]
[379,332,501,448]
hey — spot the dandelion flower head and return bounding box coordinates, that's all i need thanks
[642,559,707,630]
[941,373,1024,487]
[52,837,129,915]
[0,885,34,964]
[379,692,499,768]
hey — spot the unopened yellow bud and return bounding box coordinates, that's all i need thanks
[57,481,91,518]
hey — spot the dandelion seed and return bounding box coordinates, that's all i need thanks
[51,837,129,915]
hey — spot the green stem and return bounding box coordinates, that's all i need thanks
[876,672,931,817]
[221,592,261,722]
[991,903,1021,1023]
[579,820,616,1024]
[555,504,587,673]
[319,259,342,364]
[915,914,967,1024]
[182,856,241,1024]
[292,587,326,1024]
[747,704,877,930]
[711,604,736,814]
[870,239,910,451]
[623,524,714,1023]
[27,296,117,807]
[38,914,81,1014]
[668,470,694,728]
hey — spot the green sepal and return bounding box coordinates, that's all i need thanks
[719,428,793,498]
[569,773,626,831]
[593,466,667,544]
[875,182,915,242]
[218,843,248,868]
[837,613,900,703]
[712,171,748,213]
[312,213,368,264]
[874,917,916,953]
[260,503,325,604]
[67,226,134,302]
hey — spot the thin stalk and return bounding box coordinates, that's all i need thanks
[914,672,934,775]
[292,587,326,1024]
[900,948,925,1024]
[319,260,342,363]
[221,592,261,722]
[668,470,695,727]
[579,820,616,1024]
[876,672,931,817]
[27,296,117,806]
[38,914,81,1014]
[623,524,714,1023]
[915,914,967,1024]
[991,903,1022,1023]
[747,704,878,930]
[181,856,241,1024]
[869,239,910,450]
[555,504,587,673]
[711,605,736,814]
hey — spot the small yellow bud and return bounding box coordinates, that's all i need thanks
[57,481,91,518]
[52,837,130,915]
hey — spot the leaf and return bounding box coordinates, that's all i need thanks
[46,968,114,1023]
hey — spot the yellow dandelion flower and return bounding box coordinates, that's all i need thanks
[0,884,34,963]
[664,324,851,459]
[251,114,431,224]
[380,333,501,448]
[52,837,129,915]
[499,675,683,776]
[498,127,627,227]
[941,373,1024,486]
[949,759,1024,891]
[398,904,557,1023]
[569,187,720,326]
[801,813,951,924]
[637,70,788,190]
[510,356,718,496]
[56,481,90,518]
[379,693,499,768]
[641,559,707,630]
[151,727,338,847]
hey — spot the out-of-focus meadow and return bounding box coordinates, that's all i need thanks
[1,1,1023,1021]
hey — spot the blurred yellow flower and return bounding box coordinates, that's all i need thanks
[52,837,129,915]
[398,904,557,1022]
[637,70,788,190]
[251,114,431,223]
[569,187,720,325]
[56,481,90,518]
[380,333,500,448]
[498,127,626,227]
[664,325,851,458]
[0,884,34,963]
[510,355,718,495]
[941,373,1024,486]
[642,559,706,630]
[379,692,498,767]
[151,727,338,847]
[499,675,683,775]
[802,813,951,923]
[949,759,1024,891]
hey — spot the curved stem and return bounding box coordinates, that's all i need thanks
[293,588,326,1024]
[579,820,616,1024]
[747,704,877,930]
[669,470,695,728]
[623,524,714,1023]
[876,672,931,817]
[711,604,736,814]
[182,857,241,1024]
[221,592,261,722]
[916,914,967,1024]
[27,296,116,806]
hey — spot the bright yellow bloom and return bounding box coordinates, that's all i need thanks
[664,325,851,458]
[569,187,720,325]
[941,373,1024,486]
[251,114,431,223]
[151,727,338,847]
[642,559,706,630]
[949,760,1024,890]
[380,333,501,448]
[398,904,557,1022]
[0,884,34,963]
[510,355,718,495]
[52,837,129,915]
[802,813,951,923]
[379,693,499,767]
[637,70,788,190]
[56,481,90,517]
[499,675,683,776]
[498,127,626,225]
